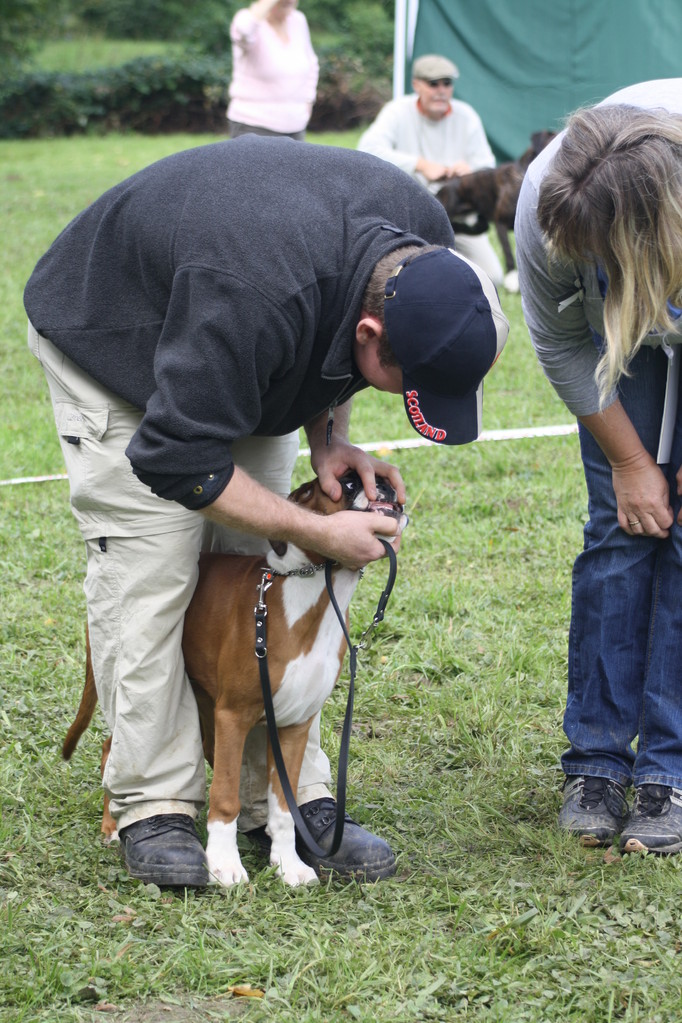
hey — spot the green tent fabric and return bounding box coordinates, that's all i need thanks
[409,0,682,162]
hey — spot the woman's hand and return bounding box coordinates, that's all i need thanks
[612,455,673,537]
[580,402,673,538]
[675,464,682,527]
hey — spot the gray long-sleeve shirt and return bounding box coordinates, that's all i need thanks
[515,78,682,420]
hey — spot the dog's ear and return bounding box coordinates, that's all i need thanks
[435,179,460,217]
[269,540,288,557]
[528,130,555,161]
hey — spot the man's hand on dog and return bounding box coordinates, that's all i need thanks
[302,508,400,571]
[416,157,472,183]
[308,437,405,566]
[203,464,403,571]
[310,436,406,505]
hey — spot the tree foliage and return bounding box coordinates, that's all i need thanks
[0,0,67,74]
[60,0,393,66]
[0,0,394,128]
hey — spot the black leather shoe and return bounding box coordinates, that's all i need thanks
[245,798,396,882]
[119,813,208,887]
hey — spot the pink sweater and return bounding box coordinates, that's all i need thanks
[228,8,319,134]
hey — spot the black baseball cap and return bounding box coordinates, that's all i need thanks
[384,247,509,444]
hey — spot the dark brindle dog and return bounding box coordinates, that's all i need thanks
[436,131,556,291]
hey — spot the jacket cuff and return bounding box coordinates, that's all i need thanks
[132,465,234,510]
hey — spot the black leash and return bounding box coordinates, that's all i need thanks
[255,539,397,859]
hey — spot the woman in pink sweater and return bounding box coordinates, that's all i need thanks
[228,0,319,140]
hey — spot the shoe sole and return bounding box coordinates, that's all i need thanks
[125,863,209,887]
[560,824,619,847]
[622,836,682,855]
[300,853,397,882]
[245,829,397,882]
[578,833,610,848]
[559,816,624,847]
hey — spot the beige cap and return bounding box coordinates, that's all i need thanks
[412,54,459,81]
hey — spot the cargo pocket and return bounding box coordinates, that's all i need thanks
[54,399,110,516]
[54,400,109,445]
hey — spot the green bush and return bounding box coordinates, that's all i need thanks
[0,0,394,133]
[0,0,68,76]
[73,0,226,42]
[310,49,390,132]
[0,54,228,138]
[0,48,389,139]
[65,0,393,66]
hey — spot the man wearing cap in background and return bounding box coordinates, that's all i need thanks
[358,53,504,288]
[24,135,508,889]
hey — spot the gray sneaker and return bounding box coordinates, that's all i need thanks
[621,784,682,854]
[558,775,629,846]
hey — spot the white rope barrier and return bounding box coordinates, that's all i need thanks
[0,423,578,488]
[301,422,578,457]
[0,472,69,487]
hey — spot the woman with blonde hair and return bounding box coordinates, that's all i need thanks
[516,80,682,854]
[227,0,319,141]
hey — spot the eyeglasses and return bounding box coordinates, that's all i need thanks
[425,78,453,88]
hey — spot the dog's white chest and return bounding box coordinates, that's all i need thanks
[270,571,357,725]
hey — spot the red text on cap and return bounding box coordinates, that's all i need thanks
[405,390,447,442]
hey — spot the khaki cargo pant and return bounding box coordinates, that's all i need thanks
[29,325,332,832]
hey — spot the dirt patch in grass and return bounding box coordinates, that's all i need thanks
[90,994,250,1021]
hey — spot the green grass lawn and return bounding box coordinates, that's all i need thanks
[31,37,186,73]
[3,132,680,1023]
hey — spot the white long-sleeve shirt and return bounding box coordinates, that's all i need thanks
[358,94,496,194]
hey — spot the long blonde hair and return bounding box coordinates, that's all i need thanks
[537,104,682,402]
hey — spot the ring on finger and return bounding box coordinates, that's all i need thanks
[628,519,641,527]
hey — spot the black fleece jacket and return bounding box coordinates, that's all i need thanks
[24,135,453,508]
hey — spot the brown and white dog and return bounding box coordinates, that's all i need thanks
[62,471,406,887]
[436,131,556,292]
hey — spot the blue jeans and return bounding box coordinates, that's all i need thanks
[563,345,682,788]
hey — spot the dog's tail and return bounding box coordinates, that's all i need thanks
[62,626,99,760]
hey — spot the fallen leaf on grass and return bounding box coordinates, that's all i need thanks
[228,984,265,999]
[95,1004,119,1013]
[112,908,137,924]
[603,845,622,865]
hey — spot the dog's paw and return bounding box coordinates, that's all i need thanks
[101,829,119,846]
[207,856,249,887]
[271,850,319,887]
[206,819,248,886]
[266,802,318,885]
[503,269,520,293]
